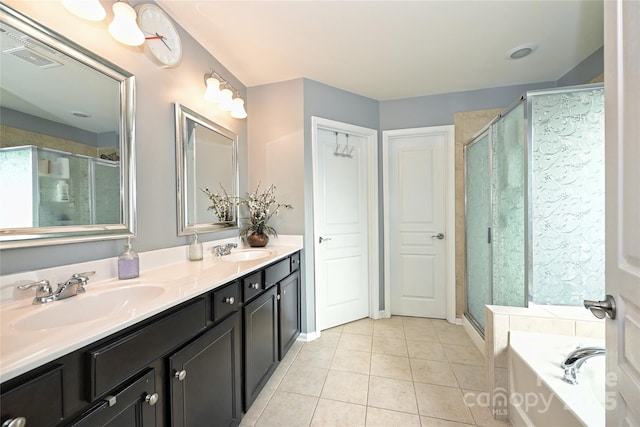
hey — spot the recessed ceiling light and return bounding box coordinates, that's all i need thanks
[507,43,537,60]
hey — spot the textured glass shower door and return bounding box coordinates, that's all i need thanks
[465,132,491,330]
[492,102,526,307]
[529,86,605,305]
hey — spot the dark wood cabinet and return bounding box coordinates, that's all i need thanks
[0,365,63,427]
[168,313,241,427]
[1,251,301,426]
[243,286,279,410]
[278,271,301,360]
[69,369,157,427]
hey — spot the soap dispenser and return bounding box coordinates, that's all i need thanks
[118,236,139,279]
[189,232,203,261]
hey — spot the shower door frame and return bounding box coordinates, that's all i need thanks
[463,129,493,335]
[463,95,529,335]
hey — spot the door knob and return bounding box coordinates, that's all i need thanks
[584,295,616,320]
[319,236,332,244]
[431,233,445,240]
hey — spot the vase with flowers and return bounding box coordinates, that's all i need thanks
[238,183,292,247]
[202,184,234,222]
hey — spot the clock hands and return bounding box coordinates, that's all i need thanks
[144,32,172,51]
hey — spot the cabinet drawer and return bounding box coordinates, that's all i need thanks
[1,365,63,427]
[212,281,240,322]
[290,252,301,271]
[88,298,207,401]
[264,258,290,288]
[242,271,263,302]
[70,369,157,427]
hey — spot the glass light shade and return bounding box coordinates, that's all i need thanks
[218,87,234,111]
[204,77,221,103]
[230,97,247,119]
[61,0,106,21]
[108,2,144,46]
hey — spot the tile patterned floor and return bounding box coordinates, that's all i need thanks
[240,316,511,427]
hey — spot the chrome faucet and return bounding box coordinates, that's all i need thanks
[213,243,238,256]
[17,272,95,305]
[561,346,606,384]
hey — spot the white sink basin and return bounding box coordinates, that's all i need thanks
[11,285,165,331]
[222,249,273,262]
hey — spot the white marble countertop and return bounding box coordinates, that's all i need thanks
[0,238,302,383]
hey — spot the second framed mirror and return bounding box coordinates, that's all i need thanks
[175,103,238,236]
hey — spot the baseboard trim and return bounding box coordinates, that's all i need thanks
[297,331,320,342]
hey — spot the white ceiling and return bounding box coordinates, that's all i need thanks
[157,0,604,101]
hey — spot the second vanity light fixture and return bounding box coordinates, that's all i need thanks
[204,71,248,119]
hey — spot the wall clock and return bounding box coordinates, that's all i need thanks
[136,3,183,68]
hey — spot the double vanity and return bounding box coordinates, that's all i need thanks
[0,242,302,426]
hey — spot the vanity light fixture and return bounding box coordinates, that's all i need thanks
[218,83,234,112]
[203,70,247,119]
[61,0,106,21]
[108,1,144,46]
[230,94,248,119]
[204,75,222,103]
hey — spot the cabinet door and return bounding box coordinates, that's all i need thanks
[69,369,157,427]
[278,271,301,360]
[243,286,279,410]
[169,313,241,427]
[1,365,63,427]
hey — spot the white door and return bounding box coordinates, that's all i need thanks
[312,118,378,331]
[384,126,453,319]
[604,1,640,424]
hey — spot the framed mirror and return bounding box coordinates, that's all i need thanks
[0,4,136,248]
[175,104,238,236]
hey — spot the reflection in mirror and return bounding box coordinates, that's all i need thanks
[175,104,238,236]
[0,4,135,248]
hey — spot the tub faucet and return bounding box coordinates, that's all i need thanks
[561,346,606,384]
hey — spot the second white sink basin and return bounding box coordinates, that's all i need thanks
[222,249,273,262]
[11,285,165,331]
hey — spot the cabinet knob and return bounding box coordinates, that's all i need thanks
[2,418,26,427]
[250,283,260,290]
[174,369,187,381]
[144,392,159,406]
[277,294,281,300]
[224,296,235,305]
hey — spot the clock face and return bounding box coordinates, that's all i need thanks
[136,4,183,67]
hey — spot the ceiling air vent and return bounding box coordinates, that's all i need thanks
[3,46,62,69]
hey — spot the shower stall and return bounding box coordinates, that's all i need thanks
[464,83,605,334]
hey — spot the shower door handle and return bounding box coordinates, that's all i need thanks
[431,233,445,240]
[584,295,616,320]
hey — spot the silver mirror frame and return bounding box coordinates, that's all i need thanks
[175,103,239,236]
[0,4,136,249]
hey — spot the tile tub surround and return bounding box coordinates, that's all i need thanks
[241,316,511,427]
[484,305,604,422]
[0,235,302,383]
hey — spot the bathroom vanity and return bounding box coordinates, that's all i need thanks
[0,246,302,427]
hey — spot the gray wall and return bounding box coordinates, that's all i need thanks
[1,1,248,275]
[557,46,604,88]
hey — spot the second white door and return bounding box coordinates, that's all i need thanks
[384,127,451,318]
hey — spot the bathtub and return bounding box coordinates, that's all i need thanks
[508,331,606,427]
